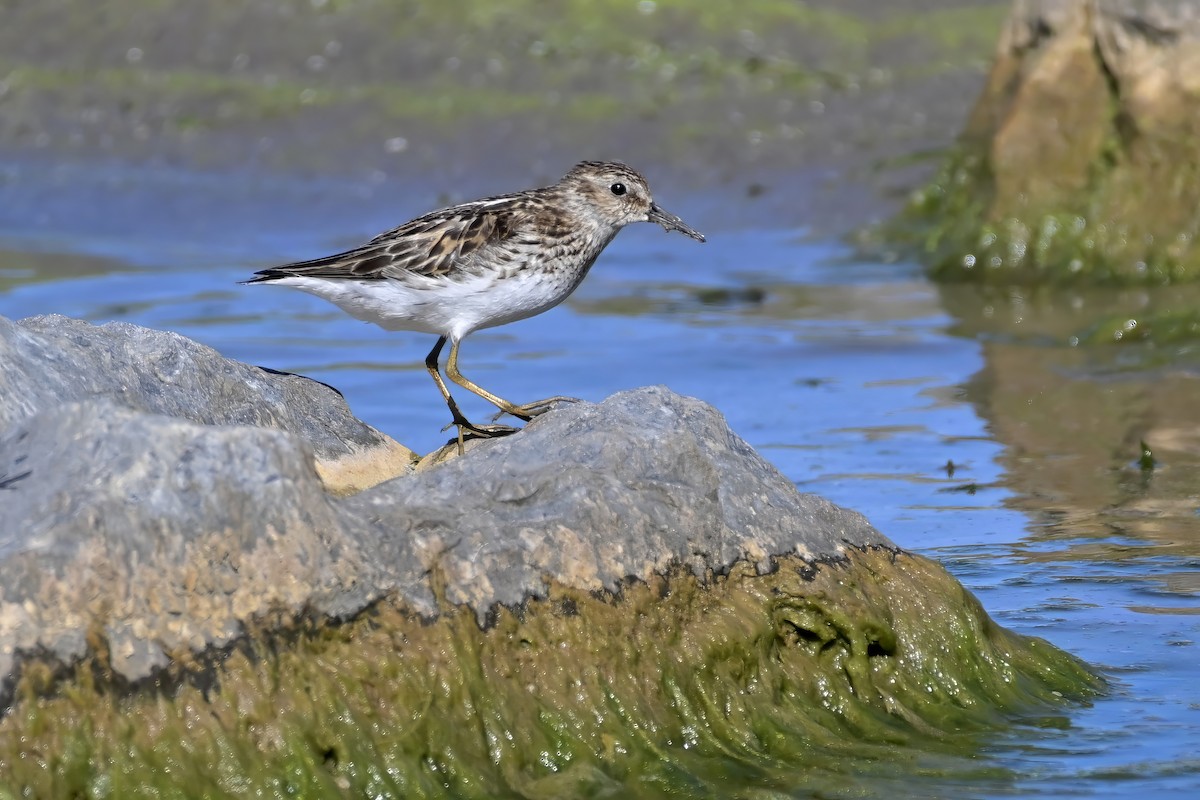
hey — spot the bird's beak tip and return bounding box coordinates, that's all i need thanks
[648,205,706,243]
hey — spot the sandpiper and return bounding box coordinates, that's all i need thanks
[244,161,705,443]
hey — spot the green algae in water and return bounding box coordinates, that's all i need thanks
[0,551,1102,798]
[1081,308,1200,345]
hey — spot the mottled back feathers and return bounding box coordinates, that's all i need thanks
[245,160,702,291]
[248,197,533,284]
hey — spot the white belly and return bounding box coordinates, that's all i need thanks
[268,270,578,341]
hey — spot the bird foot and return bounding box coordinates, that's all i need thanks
[490,395,582,422]
[440,418,522,457]
[440,419,522,438]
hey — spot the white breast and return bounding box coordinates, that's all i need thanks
[266,266,583,341]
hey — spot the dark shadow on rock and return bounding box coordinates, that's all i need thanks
[254,365,346,400]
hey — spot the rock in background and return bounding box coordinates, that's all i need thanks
[902,0,1200,284]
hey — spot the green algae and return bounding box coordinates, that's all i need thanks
[0,0,839,122]
[876,6,1007,52]
[1081,309,1200,346]
[0,63,630,129]
[0,550,1102,798]
[894,149,1200,286]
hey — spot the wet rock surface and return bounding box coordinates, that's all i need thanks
[0,313,896,707]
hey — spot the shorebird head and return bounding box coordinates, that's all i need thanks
[560,161,706,242]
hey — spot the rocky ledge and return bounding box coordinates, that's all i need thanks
[0,312,1101,796]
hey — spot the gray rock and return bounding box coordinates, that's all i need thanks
[0,314,414,493]
[0,371,894,707]
[0,309,896,699]
[341,386,895,618]
[0,401,400,692]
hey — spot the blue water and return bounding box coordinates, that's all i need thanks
[1,159,1197,796]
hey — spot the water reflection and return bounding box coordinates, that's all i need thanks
[941,284,1200,565]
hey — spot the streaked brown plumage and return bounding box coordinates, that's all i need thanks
[244,160,705,445]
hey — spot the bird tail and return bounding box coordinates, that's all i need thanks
[240,248,367,285]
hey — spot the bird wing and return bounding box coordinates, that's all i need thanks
[246,195,530,283]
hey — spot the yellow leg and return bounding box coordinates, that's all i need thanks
[445,338,579,421]
[425,337,518,448]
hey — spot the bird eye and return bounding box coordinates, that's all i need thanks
[610,182,626,196]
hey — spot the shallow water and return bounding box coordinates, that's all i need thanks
[1,160,1198,796]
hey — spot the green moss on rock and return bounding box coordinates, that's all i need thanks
[894,3,1200,286]
[0,551,1102,798]
[899,149,1200,286]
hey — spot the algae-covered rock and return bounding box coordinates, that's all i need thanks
[0,314,1103,796]
[0,313,416,493]
[0,552,1103,798]
[902,0,1200,284]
